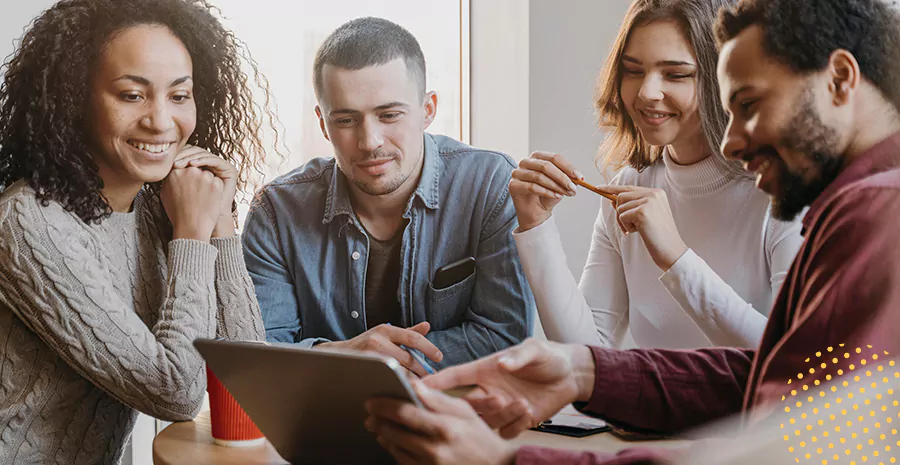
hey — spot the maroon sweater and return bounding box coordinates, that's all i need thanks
[517,133,900,464]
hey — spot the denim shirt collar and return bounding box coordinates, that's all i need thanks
[322,133,443,224]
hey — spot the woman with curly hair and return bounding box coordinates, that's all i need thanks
[0,1,276,463]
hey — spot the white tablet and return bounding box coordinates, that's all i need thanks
[193,338,421,464]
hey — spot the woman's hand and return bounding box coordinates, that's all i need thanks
[160,165,224,242]
[599,185,688,271]
[509,151,583,232]
[172,145,239,238]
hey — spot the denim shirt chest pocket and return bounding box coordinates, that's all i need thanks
[425,269,476,330]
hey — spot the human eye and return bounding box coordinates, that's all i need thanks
[120,92,144,102]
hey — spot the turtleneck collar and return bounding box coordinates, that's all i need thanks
[663,147,737,197]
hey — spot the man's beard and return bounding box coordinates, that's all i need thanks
[351,148,410,196]
[767,89,844,221]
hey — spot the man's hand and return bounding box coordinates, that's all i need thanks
[365,382,517,465]
[317,322,443,377]
[423,338,596,438]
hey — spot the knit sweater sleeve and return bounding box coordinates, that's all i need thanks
[0,196,215,422]
[210,236,265,342]
[513,212,629,347]
[657,209,804,347]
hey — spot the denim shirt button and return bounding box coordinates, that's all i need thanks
[351,251,361,260]
[350,311,360,319]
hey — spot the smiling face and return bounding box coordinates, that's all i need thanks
[316,58,436,198]
[718,25,848,221]
[619,19,703,150]
[89,24,196,187]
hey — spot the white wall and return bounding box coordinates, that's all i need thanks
[472,0,629,281]
[528,0,629,282]
[471,0,635,345]
[469,0,530,159]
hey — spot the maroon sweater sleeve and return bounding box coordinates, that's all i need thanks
[576,347,755,434]
[516,445,681,465]
[512,348,752,464]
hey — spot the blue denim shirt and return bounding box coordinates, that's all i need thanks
[241,134,535,368]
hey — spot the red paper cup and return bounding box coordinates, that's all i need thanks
[207,367,266,447]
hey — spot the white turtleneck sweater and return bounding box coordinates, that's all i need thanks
[513,152,805,349]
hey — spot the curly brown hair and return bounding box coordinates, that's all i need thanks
[0,0,279,223]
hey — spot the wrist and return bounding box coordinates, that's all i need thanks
[211,215,236,238]
[515,212,551,234]
[568,345,596,403]
[173,226,211,242]
[658,242,689,272]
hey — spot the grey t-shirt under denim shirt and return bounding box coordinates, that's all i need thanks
[363,226,404,328]
[241,133,536,368]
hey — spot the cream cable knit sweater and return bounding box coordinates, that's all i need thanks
[0,181,265,465]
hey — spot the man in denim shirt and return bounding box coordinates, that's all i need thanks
[241,17,535,372]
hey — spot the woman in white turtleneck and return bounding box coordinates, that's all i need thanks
[509,0,804,349]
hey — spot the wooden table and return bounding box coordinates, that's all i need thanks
[153,411,687,464]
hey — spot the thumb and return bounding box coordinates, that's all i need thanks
[414,381,472,418]
[595,184,635,195]
[497,344,542,373]
[408,321,431,336]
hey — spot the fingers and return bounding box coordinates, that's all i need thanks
[414,382,477,419]
[169,166,222,188]
[496,340,547,373]
[508,178,563,201]
[408,321,431,336]
[376,437,422,465]
[376,342,430,378]
[615,197,649,216]
[422,361,483,391]
[496,403,539,439]
[474,397,528,431]
[173,145,206,164]
[383,325,443,363]
[348,330,429,377]
[404,368,421,382]
[365,397,447,438]
[529,151,582,180]
[616,212,632,235]
[512,167,573,197]
[518,157,577,195]
[441,384,483,399]
[366,417,430,462]
[608,189,649,235]
[459,386,534,437]
[615,198,648,234]
[596,184,637,195]
[467,393,509,415]
[179,155,236,178]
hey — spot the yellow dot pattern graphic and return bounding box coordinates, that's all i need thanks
[782,346,900,464]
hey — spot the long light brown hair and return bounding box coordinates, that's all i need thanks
[594,0,746,177]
